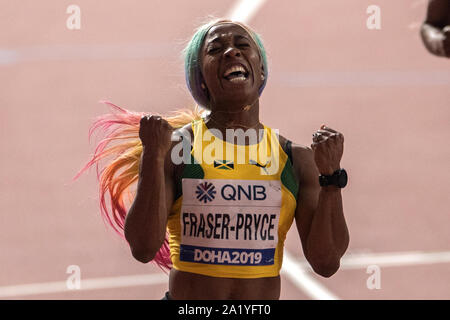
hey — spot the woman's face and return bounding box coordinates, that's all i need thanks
[200,23,264,111]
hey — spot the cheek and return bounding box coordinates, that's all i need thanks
[248,51,262,74]
[202,58,219,84]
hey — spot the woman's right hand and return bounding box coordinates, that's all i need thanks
[139,115,173,157]
[127,115,175,264]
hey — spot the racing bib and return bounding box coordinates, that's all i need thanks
[179,179,282,266]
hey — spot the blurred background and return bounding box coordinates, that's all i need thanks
[0,0,449,299]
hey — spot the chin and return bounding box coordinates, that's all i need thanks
[212,92,258,111]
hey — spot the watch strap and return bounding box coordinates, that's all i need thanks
[319,169,347,188]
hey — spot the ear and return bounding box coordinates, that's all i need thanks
[200,81,210,101]
[199,72,207,90]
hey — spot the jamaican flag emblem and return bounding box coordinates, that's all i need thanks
[214,160,234,170]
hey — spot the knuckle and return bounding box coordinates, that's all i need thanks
[140,115,149,124]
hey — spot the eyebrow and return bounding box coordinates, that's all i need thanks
[207,34,251,44]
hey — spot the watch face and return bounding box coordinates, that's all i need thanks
[338,169,348,188]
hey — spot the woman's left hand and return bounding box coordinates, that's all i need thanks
[311,125,344,175]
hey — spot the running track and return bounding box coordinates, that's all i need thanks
[0,0,449,299]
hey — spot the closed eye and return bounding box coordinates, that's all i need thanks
[207,46,221,54]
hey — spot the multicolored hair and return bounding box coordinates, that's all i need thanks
[76,19,268,272]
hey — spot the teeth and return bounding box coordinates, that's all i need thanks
[229,75,246,82]
[224,65,247,77]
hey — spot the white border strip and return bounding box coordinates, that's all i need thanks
[281,250,339,300]
[226,0,268,23]
[0,273,167,298]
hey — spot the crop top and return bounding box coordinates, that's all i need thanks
[166,119,298,278]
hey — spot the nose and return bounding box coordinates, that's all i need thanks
[224,46,241,58]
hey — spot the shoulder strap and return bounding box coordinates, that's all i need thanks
[284,139,293,164]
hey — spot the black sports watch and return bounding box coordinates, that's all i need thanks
[319,169,348,188]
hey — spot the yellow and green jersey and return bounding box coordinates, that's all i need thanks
[167,119,298,278]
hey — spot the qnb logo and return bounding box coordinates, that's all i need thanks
[221,184,267,201]
[196,182,216,203]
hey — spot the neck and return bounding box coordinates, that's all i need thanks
[206,99,262,131]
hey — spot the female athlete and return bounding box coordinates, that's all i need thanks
[80,19,349,300]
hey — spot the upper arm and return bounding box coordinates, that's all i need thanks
[164,123,194,217]
[424,0,449,28]
[291,144,320,257]
[163,151,175,217]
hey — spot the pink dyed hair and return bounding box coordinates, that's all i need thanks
[75,101,202,271]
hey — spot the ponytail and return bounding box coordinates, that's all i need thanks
[75,100,202,271]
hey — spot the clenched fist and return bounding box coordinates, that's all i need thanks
[139,115,173,157]
[311,125,344,175]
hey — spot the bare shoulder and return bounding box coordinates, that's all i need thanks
[278,134,313,167]
[278,135,317,183]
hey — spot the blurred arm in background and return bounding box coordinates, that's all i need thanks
[420,0,450,58]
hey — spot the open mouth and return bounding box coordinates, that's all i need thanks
[222,64,249,83]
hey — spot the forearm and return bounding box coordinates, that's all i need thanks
[421,23,446,56]
[124,151,168,257]
[306,187,349,264]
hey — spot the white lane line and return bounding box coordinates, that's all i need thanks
[226,0,268,23]
[3,250,447,298]
[0,43,174,66]
[289,250,450,271]
[0,0,269,66]
[281,250,339,300]
[341,250,450,269]
[0,49,18,65]
[0,273,167,298]
[276,71,450,87]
